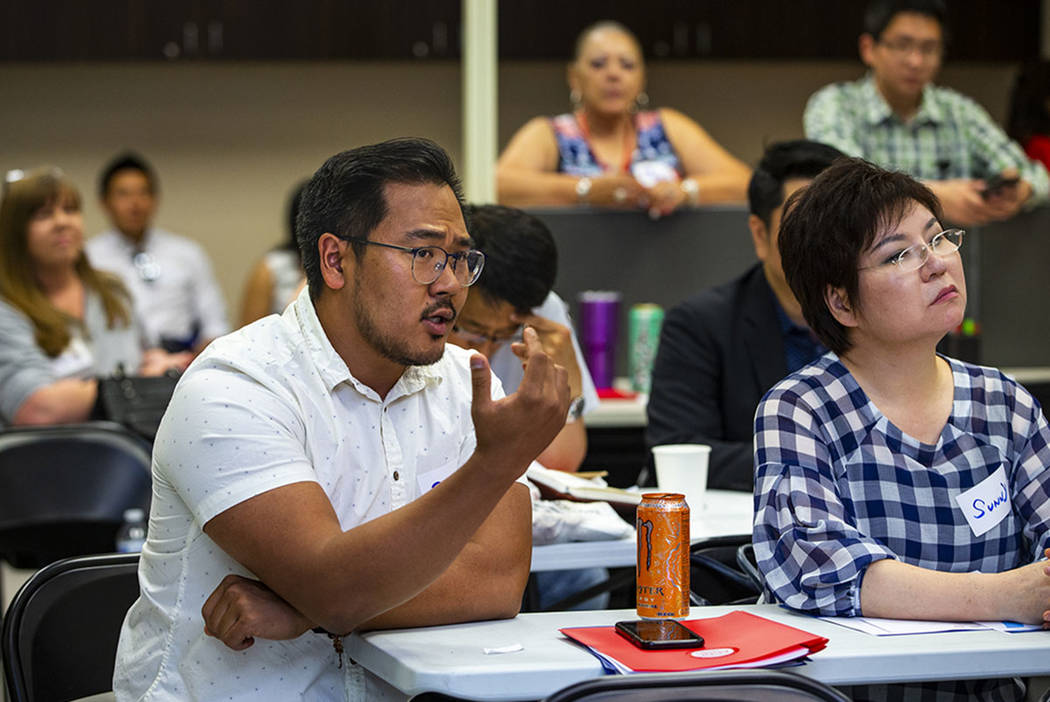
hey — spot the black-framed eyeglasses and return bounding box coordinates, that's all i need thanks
[349,239,485,286]
[877,37,943,59]
[452,323,523,347]
[862,228,964,272]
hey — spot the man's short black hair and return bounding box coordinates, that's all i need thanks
[748,140,846,227]
[778,157,943,355]
[98,152,158,198]
[863,0,946,39]
[296,137,465,299]
[463,204,557,311]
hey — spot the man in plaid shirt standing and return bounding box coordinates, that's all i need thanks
[804,0,1048,227]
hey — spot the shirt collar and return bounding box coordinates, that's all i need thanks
[107,227,156,254]
[860,73,943,126]
[772,295,809,336]
[291,287,443,402]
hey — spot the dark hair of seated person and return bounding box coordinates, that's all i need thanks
[98,151,159,198]
[747,140,846,227]
[462,204,557,311]
[282,180,308,262]
[572,19,642,61]
[296,136,465,300]
[1007,60,1050,145]
[862,0,947,39]
[777,157,942,355]
[0,169,131,356]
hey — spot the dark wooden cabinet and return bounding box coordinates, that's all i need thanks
[0,0,461,61]
[498,0,1040,62]
[0,0,1038,63]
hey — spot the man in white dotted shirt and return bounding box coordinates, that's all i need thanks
[113,138,570,701]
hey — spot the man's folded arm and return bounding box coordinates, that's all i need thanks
[360,482,531,630]
[203,455,528,636]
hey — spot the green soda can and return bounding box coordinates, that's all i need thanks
[628,303,664,394]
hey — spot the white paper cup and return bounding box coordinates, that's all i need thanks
[652,444,711,512]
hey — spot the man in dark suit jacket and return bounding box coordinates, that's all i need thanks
[647,140,844,491]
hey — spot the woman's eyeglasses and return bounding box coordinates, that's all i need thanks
[863,229,965,272]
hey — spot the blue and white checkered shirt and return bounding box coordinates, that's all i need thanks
[754,353,1050,617]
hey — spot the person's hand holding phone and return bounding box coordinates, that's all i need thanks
[979,168,1031,221]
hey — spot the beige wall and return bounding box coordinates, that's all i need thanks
[0,59,1020,325]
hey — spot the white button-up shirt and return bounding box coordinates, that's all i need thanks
[87,227,230,347]
[114,288,504,701]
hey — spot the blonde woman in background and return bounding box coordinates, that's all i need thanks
[0,168,189,426]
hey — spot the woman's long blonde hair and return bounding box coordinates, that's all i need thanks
[0,168,131,356]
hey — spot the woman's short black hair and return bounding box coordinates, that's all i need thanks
[777,157,943,355]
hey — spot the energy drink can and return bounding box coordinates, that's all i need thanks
[636,492,690,619]
[628,303,664,394]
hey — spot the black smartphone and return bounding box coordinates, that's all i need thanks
[981,174,1020,199]
[614,619,704,650]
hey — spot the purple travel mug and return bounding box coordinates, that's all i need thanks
[578,291,621,389]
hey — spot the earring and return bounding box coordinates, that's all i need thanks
[570,90,582,108]
[634,91,650,110]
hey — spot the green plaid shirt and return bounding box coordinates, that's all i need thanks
[804,74,1049,202]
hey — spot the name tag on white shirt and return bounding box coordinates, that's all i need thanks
[416,461,460,498]
[955,465,1010,536]
[631,160,677,188]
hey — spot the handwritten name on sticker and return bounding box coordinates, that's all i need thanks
[954,465,1010,537]
[690,648,737,658]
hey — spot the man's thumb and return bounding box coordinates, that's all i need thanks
[469,354,491,409]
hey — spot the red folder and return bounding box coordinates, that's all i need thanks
[560,611,828,672]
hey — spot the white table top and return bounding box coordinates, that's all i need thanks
[348,604,1050,701]
[586,395,648,427]
[531,489,753,572]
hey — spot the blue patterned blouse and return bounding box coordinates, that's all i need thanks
[550,110,681,182]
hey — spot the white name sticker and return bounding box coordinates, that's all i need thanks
[689,647,737,659]
[954,466,1010,536]
[630,160,678,188]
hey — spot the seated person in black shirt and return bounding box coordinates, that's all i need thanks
[646,140,844,490]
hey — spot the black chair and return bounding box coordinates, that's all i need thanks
[689,535,760,606]
[544,668,852,702]
[0,422,152,570]
[2,552,141,702]
[735,542,764,594]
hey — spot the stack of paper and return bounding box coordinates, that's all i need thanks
[818,616,1042,635]
[527,464,642,506]
[560,611,828,674]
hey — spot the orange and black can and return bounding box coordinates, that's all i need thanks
[636,492,690,619]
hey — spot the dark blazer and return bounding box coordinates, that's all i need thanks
[646,264,789,491]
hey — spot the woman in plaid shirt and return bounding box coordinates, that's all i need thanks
[753,157,1050,701]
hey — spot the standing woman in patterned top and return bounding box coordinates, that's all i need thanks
[497,20,751,218]
[753,157,1050,701]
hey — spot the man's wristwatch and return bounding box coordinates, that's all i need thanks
[575,177,593,203]
[567,396,585,423]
